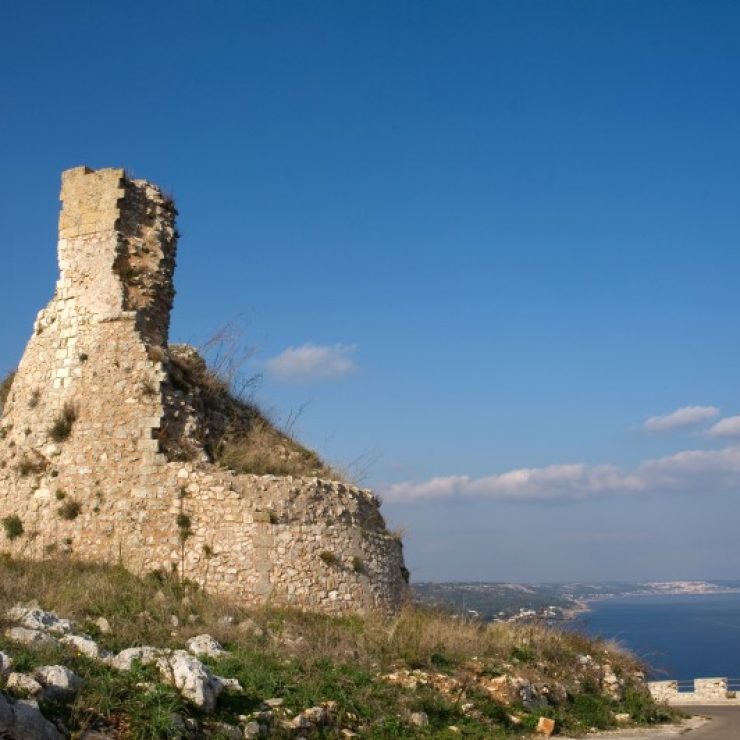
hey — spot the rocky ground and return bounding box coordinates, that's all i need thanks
[0,558,681,738]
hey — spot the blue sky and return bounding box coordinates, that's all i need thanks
[2,1,740,582]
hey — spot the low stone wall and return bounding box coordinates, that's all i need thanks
[648,677,738,705]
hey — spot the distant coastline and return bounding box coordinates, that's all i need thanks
[571,590,740,680]
[412,579,740,623]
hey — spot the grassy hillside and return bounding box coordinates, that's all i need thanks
[0,558,678,738]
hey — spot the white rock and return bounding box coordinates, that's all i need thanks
[186,633,227,658]
[0,650,13,675]
[216,676,243,692]
[93,616,111,633]
[601,665,625,701]
[5,627,58,646]
[33,665,83,701]
[303,706,328,725]
[61,634,111,660]
[290,714,312,730]
[157,650,223,712]
[263,697,284,709]
[6,672,44,697]
[109,646,164,671]
[409,711,429,727]
[243,721,261,738]
[6,605,73,634]
[0,693,63,739]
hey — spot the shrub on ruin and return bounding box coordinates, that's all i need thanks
[215,415,329,478]
[2,515,23,541]
[319,550,338,566]
[58,499,81,521]
[17,455,46,477]
[49,402,78,442]
[352,556,364,573]
[176,513,192,542]
[0,370,16,413]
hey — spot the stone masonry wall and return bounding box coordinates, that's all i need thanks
[0,167,407,615]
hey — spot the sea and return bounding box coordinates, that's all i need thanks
[573,591,740,681]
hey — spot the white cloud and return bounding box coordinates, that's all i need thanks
[383,445,740,503]
[708,415,740,438]
[643,405,719,432]
[266,343,357,382]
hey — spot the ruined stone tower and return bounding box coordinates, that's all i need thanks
[0,167,407,614]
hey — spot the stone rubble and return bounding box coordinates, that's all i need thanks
[4,627,58,647]
[5,606,73,635]
[6,673,44,698]
[32,666,82,702]
[186,633,227,659]
[59,634,111,661]
[0,651,13,676]
[156,650,224,713]
[109,645,164,671]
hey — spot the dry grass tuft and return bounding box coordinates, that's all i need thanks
[0,557,642,677]
[49,402,78,443]
[215,414,330,478]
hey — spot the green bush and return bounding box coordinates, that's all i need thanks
[2,516,23,541]
[58,500,81,521]
[319,551,337,566]
[49,402,78,443]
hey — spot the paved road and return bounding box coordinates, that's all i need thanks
[672,706,740,740]
[561,707,740,740]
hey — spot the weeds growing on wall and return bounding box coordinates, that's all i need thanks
[49,402,78,442]
[16,455,47,477]
[165,336,335,478]
[1,515,23,541]
[0,370,16,413]
[57,499,82,521]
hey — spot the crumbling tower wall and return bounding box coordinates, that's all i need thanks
[0,167,407,615]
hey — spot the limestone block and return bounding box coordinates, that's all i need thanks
[157,650,224,712]
[33,665,83,702]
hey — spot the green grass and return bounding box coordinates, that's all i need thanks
[0,558,682,738]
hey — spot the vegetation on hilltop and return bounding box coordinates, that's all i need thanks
[0,558,678,738]
[161,342,336,480]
